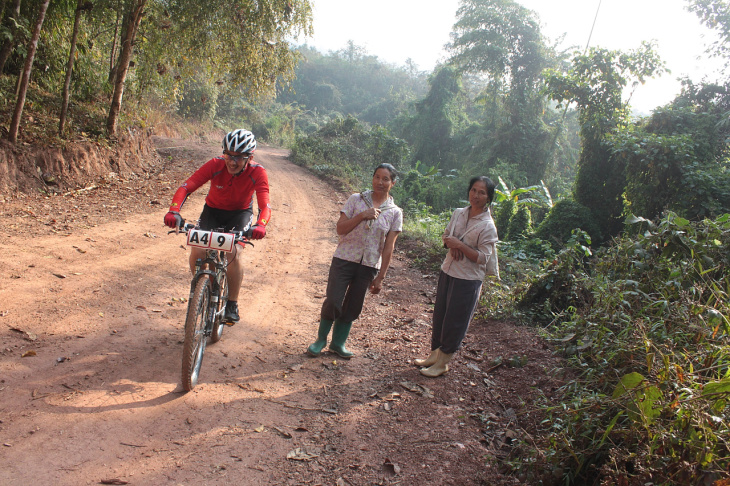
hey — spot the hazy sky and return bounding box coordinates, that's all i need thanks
[301,0,725,113]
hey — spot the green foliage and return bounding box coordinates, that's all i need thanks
[492,177,553,241]
[397,165,463,213]
[289,116,410,190]
[534,199,602,249]
[515,228,594,324]
[0,0,314,141]
[449,0,546,93]
[610,83,730,222]
[395,65,465,170]
[493,176,554,208]
[492,198,515,239]
[506,204,532,240]
[545,43,667,241]
[513,213,730,485]
[399,203,453,272]
[177,74,219,120]
[278,44,427,128]
[448,0,559,184]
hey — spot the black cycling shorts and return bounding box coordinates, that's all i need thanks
[198,204,253,233]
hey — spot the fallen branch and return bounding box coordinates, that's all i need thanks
[63,184,98,196]
[120,442,145,448]
[262,398,337,414]
[485,361,503,373]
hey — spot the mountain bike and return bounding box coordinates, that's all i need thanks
[170,221,253,391]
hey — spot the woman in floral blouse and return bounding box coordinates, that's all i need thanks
[306,163,403,359]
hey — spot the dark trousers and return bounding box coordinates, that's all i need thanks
[431,271,482,354]
[321,257,378,323]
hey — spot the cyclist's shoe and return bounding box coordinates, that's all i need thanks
[224,301,240,325]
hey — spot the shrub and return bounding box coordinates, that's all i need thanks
[534,199,602,249]
[493,199,516,240]
[506,204,532,240]
[514,213,730,485]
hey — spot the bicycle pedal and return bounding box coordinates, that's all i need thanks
[224,320,236,327]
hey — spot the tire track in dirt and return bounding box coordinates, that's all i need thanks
[0,143,346,484]
[0,138,551,485]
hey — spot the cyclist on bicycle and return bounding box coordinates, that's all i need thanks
[163,129,270,324]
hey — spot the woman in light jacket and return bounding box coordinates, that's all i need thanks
[414,176,499,377]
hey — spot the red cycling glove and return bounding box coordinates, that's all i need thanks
[251,225,266,239]
[164,211,182,229]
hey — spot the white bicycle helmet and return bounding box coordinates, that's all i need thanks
[222,129,257,154]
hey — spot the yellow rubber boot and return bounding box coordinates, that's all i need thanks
[414,349,440,367]
[420,351,453,377]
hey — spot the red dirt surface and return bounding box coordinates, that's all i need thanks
[0,137,563,485]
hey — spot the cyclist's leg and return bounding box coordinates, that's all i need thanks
[189,247,206,274]
[226,244,245,300]
[222,208,253,302]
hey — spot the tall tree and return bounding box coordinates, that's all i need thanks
[59,0,92,136]
[687,0,730,68]
[105,0,144,135]
[399,65,464,170]
[448,0,555,183]
[7,0,50,143]
[545,43,666,239]
[105,0,314,135]
[0,0,22,73]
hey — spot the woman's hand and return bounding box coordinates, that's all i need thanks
[360,207,381,221]
[443,235,462,249]
[443,235,465,260]
[369,275,384,294]
[449,247,464,261]
[337,208,379,236]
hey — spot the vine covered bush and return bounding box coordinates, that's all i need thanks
[505,204,532,240]
[534,199,602,249]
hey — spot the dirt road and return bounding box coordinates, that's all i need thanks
[0,138,558,485]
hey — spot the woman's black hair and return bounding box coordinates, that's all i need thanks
[373,163,398,181]
[468,176,496,204]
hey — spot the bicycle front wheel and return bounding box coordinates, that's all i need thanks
[181,275,212,391]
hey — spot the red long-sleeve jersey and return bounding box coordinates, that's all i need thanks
[169,156,271,226]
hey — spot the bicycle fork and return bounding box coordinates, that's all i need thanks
[190,270,219,336]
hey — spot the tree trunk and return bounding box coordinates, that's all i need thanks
[0,0,22,74]
[106,0,146,136]
[59,0,84,137]
[0,0,8,24]
[108,6,121,83]
[7,0,50,144]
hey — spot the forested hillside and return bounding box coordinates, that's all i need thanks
[1,0,729,484]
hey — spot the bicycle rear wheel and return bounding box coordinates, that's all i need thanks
[182,275,212,391]
[209,272,227,344]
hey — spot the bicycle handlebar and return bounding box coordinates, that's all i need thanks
[167,218,255,245]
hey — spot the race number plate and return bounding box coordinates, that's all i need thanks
[186,229,234,252]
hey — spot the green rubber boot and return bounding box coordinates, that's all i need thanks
[329,320,354,359]
[306,319,334,357]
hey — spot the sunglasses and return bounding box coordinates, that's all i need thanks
[225,152,251,162]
